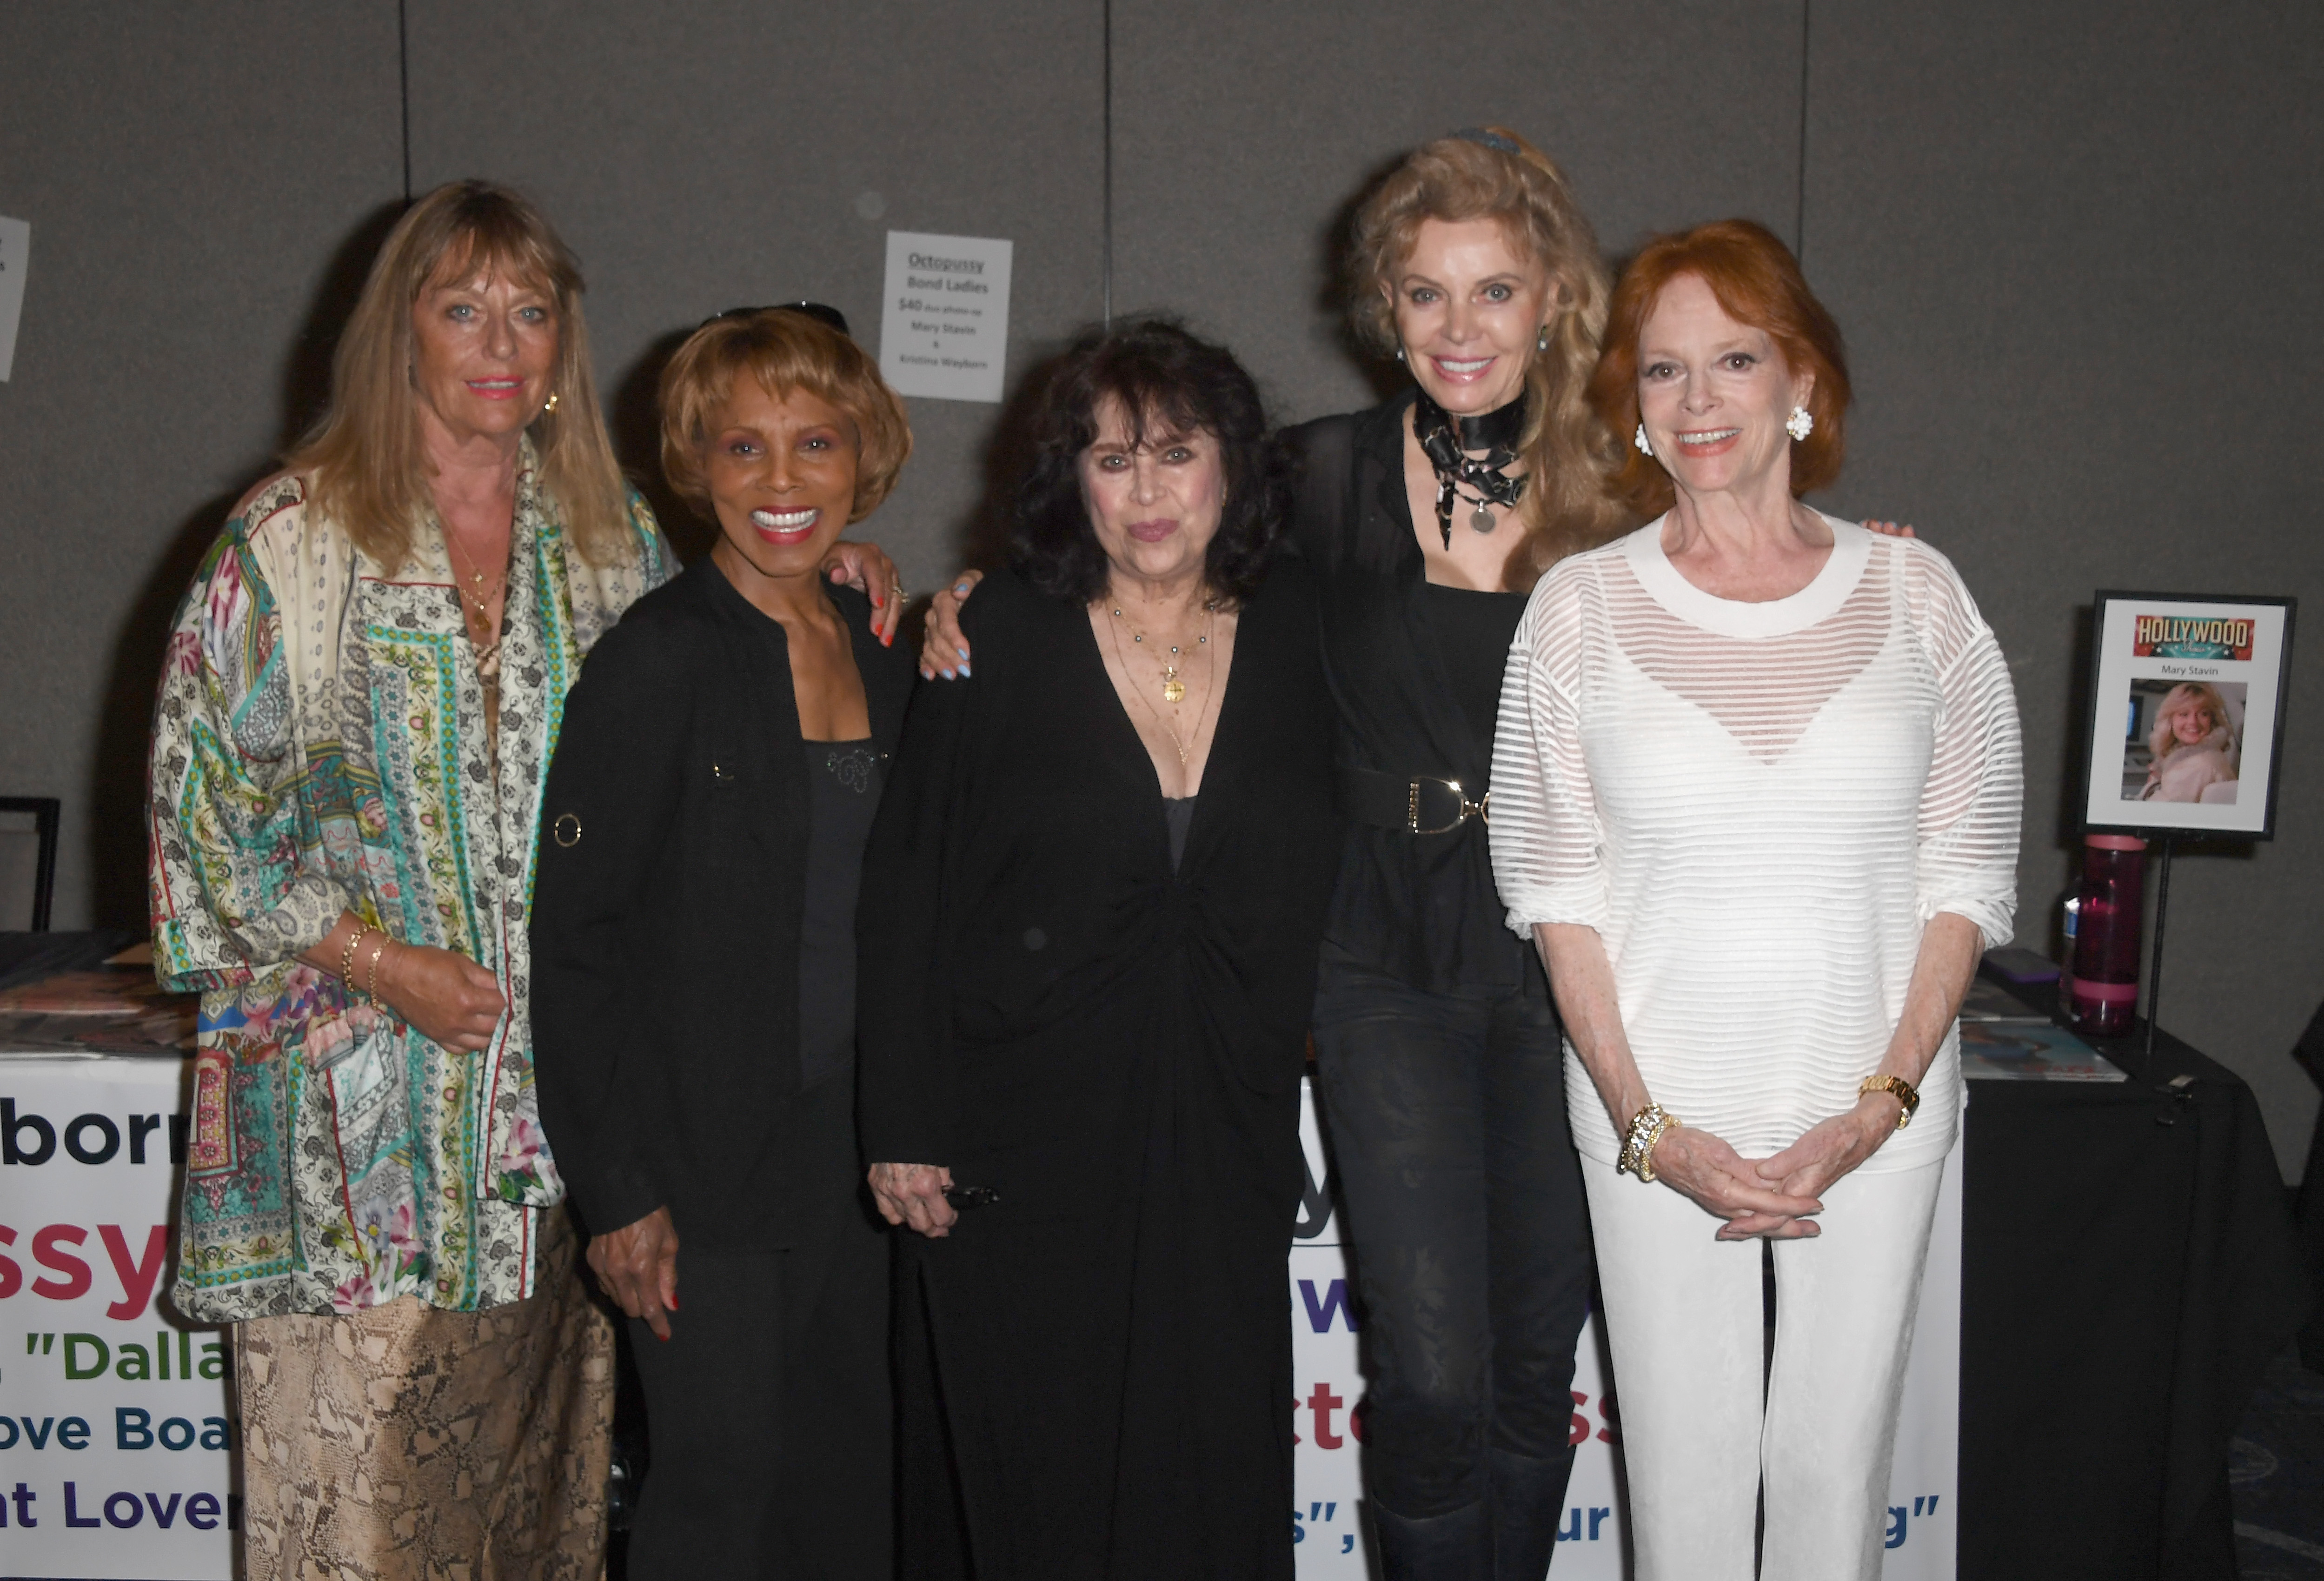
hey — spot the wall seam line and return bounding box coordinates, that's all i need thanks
[1795,0,1811,265]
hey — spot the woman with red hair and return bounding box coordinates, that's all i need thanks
[1489,219,2024,1577]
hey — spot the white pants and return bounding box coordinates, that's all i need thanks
[1583,1152,1944,1580]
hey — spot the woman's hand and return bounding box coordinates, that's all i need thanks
[374,942,505,1052]
[588,1205,680,1340]
[1753,1095,1900,1207]
[1862,519,1918,538]
[1649,1123,1827,1240]
[918,571,983,679]
[820,540,906,646]
[869,1162,958,1237]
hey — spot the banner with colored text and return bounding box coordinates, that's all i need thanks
[1,1056,233,1580]
[1289,1081,1960,1576]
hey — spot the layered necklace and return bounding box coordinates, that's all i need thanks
[1412,385,1530,548]
[443,527,509,711]
[1104,596,1218,764]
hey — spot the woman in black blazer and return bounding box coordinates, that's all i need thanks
[530,305,916,1580]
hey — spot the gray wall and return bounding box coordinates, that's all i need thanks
[3,2,2319,1173]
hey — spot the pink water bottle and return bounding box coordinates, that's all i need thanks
[2068,835,2146,1037]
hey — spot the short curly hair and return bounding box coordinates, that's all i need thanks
[1589,219,1851,518]
[1009,317,1283,606]
[658,308,911,523]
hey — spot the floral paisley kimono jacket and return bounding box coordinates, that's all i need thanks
[149,448,670,1322]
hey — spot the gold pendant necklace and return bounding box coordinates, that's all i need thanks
[1109,600,1214,706]
[1102,597,1220,765]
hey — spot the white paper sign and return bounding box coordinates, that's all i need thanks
[879,231,1012,403]
[0,217,30,382]
[0,1056,236,1579]
[1290,1082,1961,1576]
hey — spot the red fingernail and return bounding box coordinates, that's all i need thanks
[882,632,894,647]
[666,1296,679,1311]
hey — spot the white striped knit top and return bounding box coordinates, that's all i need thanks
[1488,516,2023,1174]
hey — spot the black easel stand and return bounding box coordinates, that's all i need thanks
[2144,837,2175,1064]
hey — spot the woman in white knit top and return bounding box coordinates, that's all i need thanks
[1489,220,2023,1579]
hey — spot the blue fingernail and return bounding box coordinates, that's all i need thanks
[957,664,971,678]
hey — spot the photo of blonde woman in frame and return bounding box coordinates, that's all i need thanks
[2079,590,2297,840]
[2120,678,2244,804]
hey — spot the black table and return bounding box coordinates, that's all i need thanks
[1962,1006,2314,1580]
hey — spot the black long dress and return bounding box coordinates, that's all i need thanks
[857,560,1341,1581]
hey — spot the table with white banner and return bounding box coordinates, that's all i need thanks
[0,1056,1957,1581]
[1289,1080,1964,1578]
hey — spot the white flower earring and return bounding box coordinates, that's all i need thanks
[1786,405,1813,441]
[1634,422,1654,456]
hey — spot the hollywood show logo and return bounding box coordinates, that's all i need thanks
[2133,613,2253,661]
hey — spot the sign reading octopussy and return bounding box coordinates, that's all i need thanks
[1,1057,235,1581]
[878,230,1013,404]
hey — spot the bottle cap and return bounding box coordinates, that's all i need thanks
[2085,834,2148,852]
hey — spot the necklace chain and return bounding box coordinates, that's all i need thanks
[1103,598,1218,764]
[443,526,510,678]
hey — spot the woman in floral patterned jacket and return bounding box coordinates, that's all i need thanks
[145,181,899,1579]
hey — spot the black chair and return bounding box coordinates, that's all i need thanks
[0,796,60,932]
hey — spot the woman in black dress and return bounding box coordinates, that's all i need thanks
[857,319,1341,1580]
[923,131,1627,1580]
[529,305,917,1579]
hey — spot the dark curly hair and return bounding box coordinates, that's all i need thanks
[1009,317,1283,606]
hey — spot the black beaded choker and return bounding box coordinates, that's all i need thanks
[1413,387,1529,548]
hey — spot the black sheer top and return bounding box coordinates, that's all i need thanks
[1279,390,1536,991]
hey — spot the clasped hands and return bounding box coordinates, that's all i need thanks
[1652,1091,1906,1240]
[869,1162,958,1238]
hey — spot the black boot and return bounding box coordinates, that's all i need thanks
[1372,1499,1491,1581]
[1488,1448,1576,1581]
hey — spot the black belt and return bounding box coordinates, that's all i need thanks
[1338,768,1490,836]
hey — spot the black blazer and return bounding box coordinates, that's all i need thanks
[530,558,916,1249]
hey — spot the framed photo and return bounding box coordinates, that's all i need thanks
[2081,592,2296,839]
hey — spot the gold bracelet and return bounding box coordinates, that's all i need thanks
[1618,1102,1680,1183]
[338,926,374,991]
[363,937,391,1006]
[1859,1073,1920,1130]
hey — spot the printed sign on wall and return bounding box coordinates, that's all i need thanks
[878,231,1013,403]
[2,1056,234,1580]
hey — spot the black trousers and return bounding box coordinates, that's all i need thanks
[1310,942,1595,1519]
[624,1173,893,1579]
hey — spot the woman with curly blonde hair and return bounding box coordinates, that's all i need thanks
[1282,126,1626,1581]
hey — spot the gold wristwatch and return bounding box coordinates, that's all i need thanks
[1859,1074,1920,1130]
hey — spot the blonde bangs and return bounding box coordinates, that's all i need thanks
[287,180,636,573]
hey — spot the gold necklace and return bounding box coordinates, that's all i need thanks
[1102,598,1219,764]
[1109,600,1214,705]
[442,527,509,676]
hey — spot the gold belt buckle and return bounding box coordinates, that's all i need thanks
[1405,777,1490,836]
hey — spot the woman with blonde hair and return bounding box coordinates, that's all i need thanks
[2143,681,2238,801]
[146,185,899,1578]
